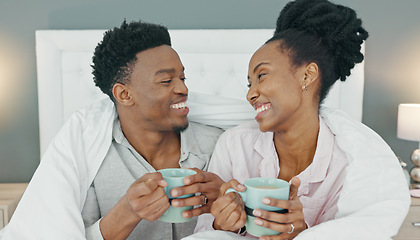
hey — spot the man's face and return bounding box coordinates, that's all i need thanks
[123,45,189,132]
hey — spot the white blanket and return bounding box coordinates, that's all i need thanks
[293,107,411,240]
[0,100,411,240]
[1,99,115,239]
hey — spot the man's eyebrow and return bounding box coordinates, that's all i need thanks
[154,67,185,76]
[253,62,270,74]
[155,68,175,76]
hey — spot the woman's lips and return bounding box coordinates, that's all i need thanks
[254,103,271,120]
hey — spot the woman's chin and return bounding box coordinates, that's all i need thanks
[257,121,271,132]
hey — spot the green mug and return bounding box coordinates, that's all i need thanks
[158,168,197,223]
[226,177,290,237]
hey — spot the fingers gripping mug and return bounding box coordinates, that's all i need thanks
[226,177,290,237]
[158,168,197,223]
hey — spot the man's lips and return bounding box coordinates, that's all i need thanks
[170,101,188,109]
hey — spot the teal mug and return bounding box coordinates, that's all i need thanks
[226,177,290,237]
[158,168,197,223]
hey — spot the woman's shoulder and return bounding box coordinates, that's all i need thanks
[320,107,381,140]
[223,120,261,136]
[320,107,395,160]
[212,121,264,148]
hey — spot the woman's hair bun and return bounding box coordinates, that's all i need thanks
[275,0,368,81]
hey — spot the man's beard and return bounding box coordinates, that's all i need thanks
[173,122,189,133]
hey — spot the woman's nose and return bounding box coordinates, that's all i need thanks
[246,85,259,104]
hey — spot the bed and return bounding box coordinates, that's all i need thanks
[35,29,364,158]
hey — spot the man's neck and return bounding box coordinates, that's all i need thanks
[119,119,182,170]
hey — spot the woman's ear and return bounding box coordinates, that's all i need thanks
[112,83,133,106]
[302,63,319,90]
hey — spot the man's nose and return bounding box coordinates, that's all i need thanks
[174,78,188,95]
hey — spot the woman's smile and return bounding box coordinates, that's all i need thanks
[254,103,272,120]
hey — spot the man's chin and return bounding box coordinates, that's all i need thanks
[173,122,189,133]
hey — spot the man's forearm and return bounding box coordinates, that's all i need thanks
[100,195,142,240]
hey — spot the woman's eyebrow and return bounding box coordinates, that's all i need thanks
[248,62,270,80]
[253,62,269,74]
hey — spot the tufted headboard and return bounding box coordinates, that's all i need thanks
[35,29,364,157]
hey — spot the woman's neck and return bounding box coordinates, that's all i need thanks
[274,111,319,181]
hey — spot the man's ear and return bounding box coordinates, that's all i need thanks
[302,62,319,89]
[112,83,133,106]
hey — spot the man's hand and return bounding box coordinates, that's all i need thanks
[125,172,170,221]
[170,168,224,218]
[210,179,247,232]
[100,172,169,240]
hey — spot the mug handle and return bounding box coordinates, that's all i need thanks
[225,188,247,202]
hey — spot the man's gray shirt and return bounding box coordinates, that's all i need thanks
[82,118,223,240]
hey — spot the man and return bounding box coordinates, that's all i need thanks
[1,21,224,240]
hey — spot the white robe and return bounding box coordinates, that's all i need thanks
[2,99,117,239]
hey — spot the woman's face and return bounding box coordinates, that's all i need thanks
[246,41,308,133]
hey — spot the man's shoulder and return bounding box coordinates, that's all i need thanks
[188,121,224,139]
[185,122,224,155]
[73,98,114,123]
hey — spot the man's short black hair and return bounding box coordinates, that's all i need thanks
[92,20,171,100]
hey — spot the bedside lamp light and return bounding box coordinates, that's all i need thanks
[397,103,420,188]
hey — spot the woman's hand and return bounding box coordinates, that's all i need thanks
[169,168,225,218]
[210,179,247,232]
[254,177,307,240]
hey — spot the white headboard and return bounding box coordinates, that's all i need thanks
[36,29,364,157]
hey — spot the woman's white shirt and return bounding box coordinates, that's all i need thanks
[195,107,410,240]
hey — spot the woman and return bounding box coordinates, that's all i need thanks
[194,0,410,239]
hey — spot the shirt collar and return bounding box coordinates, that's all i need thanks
[297,116,335,184]
[254,131,279,178]
[180,123,203,156]
[254,131,275,157]
[112,118,205,165]
[112,115,125,145]
[252,116,335,182]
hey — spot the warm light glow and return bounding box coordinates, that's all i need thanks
[0,58,15,124]
[384,32,420,99]
[397,104,420,145]
[0,35,24,127]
